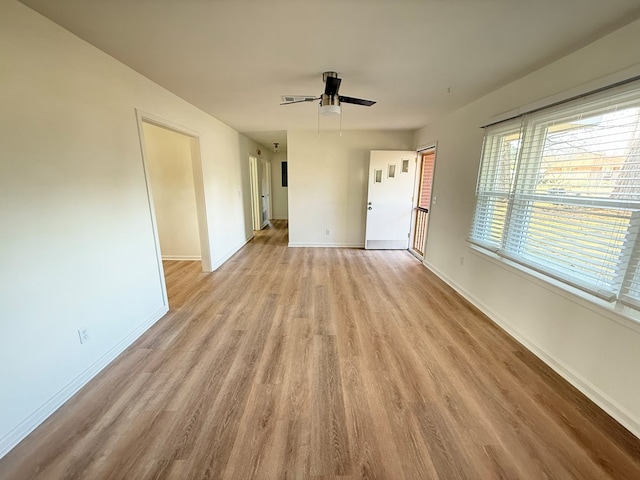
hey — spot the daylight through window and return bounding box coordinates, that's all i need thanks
[470,80,640,310]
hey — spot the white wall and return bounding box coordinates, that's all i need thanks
[415,18,640,437]
[270,152,289,220]
[0,0,269,457]
[143,122,201,260]
[288,130,414,246]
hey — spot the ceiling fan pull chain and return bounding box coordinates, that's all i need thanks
[317,103,320,138]
[340,107,343,137]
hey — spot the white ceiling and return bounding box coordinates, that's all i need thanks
[19,0,640,152]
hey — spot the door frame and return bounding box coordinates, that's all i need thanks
[135,109,213,307]
[364,150,418,249]
[249,155,262,230]
[263,159,272,224]
[410,143,438,259]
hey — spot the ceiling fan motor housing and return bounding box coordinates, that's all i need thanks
[320,93,341,115]
[322,71,338,82]
[321,93,340,107]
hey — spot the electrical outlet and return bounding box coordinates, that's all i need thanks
[459,256,465,266]
[78,328,89,344]
[326,229,330,235]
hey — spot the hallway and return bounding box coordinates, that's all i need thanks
[1,220,639,479]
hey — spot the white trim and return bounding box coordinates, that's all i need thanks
[288,242,365,248]
[265,159,273,222]
[422,258,640,440]
[249,156,262,231]
[210,235,254,270]
[134,110,200,138]
[416,141,438,153]
[0,306,169,459]
[187,137,212,272]
[468,245,640,335]
[134,111,169,307]
[409,249,423,262]
[135,109,212,273]
[161,255,202,261]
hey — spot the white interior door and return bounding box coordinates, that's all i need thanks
[365,150,417,249]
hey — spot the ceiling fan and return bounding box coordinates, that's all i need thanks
[281,72,376,115]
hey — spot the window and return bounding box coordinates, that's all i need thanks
[470,81,640,309]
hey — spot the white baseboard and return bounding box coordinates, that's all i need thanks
[0,305,169,459]
[161,255,201,261]
[422,259,640,439]
[288,242,364,248]
[210,235,254,271]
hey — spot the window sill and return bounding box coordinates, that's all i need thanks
[468,244,640,335]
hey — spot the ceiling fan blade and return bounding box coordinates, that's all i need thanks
[324,76,342,96]
[339,96,376,106]
[280,99,317,105]
[280,95,319,105]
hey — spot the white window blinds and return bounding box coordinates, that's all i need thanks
[470,121,522,251]
[470,80,640,306]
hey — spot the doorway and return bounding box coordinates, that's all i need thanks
[136,111,212,307]
[410,147,436,258]
[364,150,417,249]
[261,159,272,227]
[249,155,272,230]
[249,155,262,230]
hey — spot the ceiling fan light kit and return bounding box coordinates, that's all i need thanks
[319,105,341,115]
[319,93,341,115]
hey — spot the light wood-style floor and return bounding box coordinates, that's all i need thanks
[1,220,639,479]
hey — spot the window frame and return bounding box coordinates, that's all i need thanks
[470,80,640,312]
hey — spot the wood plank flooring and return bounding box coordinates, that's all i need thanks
[1,220,639,479]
